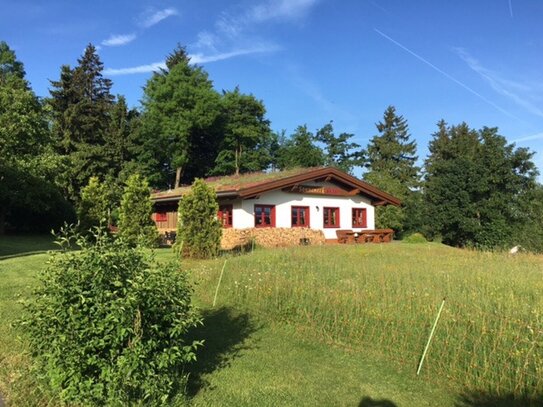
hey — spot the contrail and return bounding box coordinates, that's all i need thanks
[508,0,514,18]
[374,28,520,121]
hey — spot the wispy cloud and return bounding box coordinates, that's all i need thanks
[104,46,279,76]
[374,28,520,121]
[455,48,543,118]
[512,132,543,143]
[508,0,514,18]
[139,7,178,28]
[101,33,136,47]
[249,0,319,23]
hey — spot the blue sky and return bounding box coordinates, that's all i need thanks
[3,0,543,177]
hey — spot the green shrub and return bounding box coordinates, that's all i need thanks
[176,178,222,258]
[78,176,111,232]
[118,174,159,247]
[19,228,202,405]
[403,232,427,243]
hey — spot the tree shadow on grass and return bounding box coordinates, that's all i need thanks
[185,306,259,397]
[358,396,397,406]
[456,391,543,407]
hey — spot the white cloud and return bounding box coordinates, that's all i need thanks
[104,46,279,76]
[140,8,178,28]
[249,0,319,23]
[101,33,136,47]
[104,61,166,76]
[455,48,543,118]
[512,132,543,143]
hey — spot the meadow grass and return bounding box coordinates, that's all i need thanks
[165,243,543,400]
[1,241,542,405]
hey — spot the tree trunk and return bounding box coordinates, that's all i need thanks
[174,167,183,188]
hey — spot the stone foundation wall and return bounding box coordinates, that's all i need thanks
[221,227,325,250]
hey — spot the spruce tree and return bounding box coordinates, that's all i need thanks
[48,44,115,201]
[363,106,420,235]
[176,178,221,258]
[117,174,159,247]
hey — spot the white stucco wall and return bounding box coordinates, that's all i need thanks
[223,187,375,240]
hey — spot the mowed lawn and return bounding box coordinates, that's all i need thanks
[1,239,543,406]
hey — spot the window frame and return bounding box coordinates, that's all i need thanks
[218,204,233,228]
[323,207,340,228]
[291,206,310,228]
[352,207,367,228]
[254,204,276,228]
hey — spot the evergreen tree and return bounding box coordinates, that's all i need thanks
[212,87,273,175]
[117,174,159,247]
[362,106,420,235]
[315,121,362,173]
[48,44,115,201]
[276,125,325,169]
[137,45,222,188]
[176,178,221,258]
[424,122,538,248]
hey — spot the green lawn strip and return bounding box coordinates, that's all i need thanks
[0,235,57,258]
[188,312,455,407]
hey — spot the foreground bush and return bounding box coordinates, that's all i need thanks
[19,229,202,405]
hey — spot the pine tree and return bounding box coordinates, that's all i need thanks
[363,106,420,235]
[137,45,222,188]
[117,174,159,247]
[176,178,221,258]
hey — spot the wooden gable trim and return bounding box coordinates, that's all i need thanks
[238,167,401,206]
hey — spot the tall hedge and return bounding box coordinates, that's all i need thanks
[19,228,202,405]
[177,178,221,258]
[118,174,159,247]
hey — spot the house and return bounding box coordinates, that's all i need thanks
[151,167,400,244]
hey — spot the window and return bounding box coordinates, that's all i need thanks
[218,204,233,228]
[291,206,310,227]
[352,208,367,228]
[155,212,167,222]
[323,207,340,228]
[254,205,275,227]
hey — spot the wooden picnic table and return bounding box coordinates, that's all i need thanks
[337,229,394,244]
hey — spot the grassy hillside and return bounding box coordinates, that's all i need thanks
[1,241,542,405]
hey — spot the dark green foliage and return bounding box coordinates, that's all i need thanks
[213,87,273,175]
[118,174,159,247]
[424,122,539,249]
[0,42,71,234]
[48,44,115,201]
[512,185,543,253]
[363,106,420,236]
[315,121,362,173]
[137,46,222,188]
[276,125,325,169]
[177,178,222,258]
[19,228,202,405]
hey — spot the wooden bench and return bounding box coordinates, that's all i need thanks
[358,229,394,243]
[336,229,356,244]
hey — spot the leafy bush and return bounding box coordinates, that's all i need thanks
[78,176,111,232]
[176,178,222,258]
[118,174,159,247]
[403,232,427,243]
[19,228,202,405]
